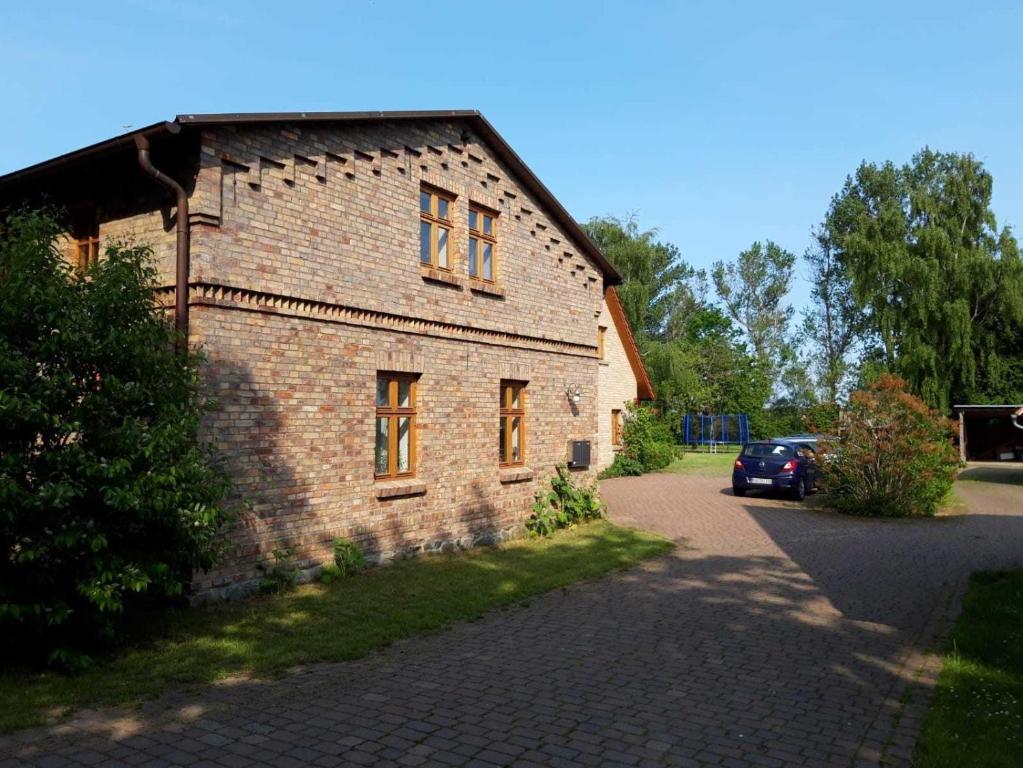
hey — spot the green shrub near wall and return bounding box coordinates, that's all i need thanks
[526,464,606,536]
[622,403,681,472]
[0,212,234,670]
[599,453,644,478]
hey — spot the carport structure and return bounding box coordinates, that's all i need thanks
[954,404,1023,462]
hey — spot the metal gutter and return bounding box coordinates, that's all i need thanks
[134,132,190,350]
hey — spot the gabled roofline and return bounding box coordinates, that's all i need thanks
[606,286,655,401]
[0,110,621,285]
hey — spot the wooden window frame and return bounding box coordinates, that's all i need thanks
[420,185,454,271]
[499,380,526,467]
[73,219,100,270]
[375,373,418,479]
[597,326,607,360]
[75,236,100,270]
[468,205,498,283]
[611,409,623,447]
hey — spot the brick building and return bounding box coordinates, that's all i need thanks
[0,111,652,597]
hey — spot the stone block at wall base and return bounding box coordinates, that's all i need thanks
[190,522,523,605]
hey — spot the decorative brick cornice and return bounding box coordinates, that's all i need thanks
[157,283,597,358]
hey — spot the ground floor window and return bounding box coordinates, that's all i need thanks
[499,380,526,466]
[375,373,417,478]
[612,409,623,447]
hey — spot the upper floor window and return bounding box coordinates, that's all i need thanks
[74,221,100,270]
[597,326,607,359]
[499,380,526,466]
[420,186,453,271]
[468,206,496,282]
[375,373,417,479]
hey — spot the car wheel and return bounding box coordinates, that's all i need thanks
[792,478,806,501]
[733,487,746,497]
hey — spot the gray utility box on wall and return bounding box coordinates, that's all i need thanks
[568,440,591,468]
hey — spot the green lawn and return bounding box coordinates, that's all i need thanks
[915,570,1023,767]
[661,449,739,476]
[0,520,672,734]
[958,464,1023,486]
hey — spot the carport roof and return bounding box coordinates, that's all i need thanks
[954,404,1023,416]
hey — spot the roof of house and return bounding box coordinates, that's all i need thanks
[0,110,621,285]
[606,286,655,401]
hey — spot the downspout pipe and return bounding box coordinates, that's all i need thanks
[134,132,190,351]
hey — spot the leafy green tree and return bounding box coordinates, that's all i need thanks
[711,240,796,368]
[0,211,234,669]
[799,228,864,402]
[973,325,1023,403]
[825,148,1023,410]
[584,215,699,340]
[643,335,774,437]
[588,215,776,436]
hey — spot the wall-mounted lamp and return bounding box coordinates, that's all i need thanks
[565,384,582,405]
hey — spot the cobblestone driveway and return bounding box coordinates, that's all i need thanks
[4,464,1022,768]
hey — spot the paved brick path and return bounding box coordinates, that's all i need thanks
[3,464,1022,767]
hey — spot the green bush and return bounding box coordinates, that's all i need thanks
[820,375,960,517]
[332,537,366,576]
[638,440,678,471]
[321,539,366,583]
[257,548,298,594]
[598,453,644,478]
[0,211,234,669]
[525,493,559,537]
[526,464,606,536]
[622,403,679,471]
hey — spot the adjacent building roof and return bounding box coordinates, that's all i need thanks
[0,110,621,285]
[954,404,1023,416]
[606,286,655,401]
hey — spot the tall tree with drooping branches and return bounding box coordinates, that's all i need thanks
[825,148,1023,411]
[584,215,698,341]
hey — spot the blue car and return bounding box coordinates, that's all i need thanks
[732,439,819,500]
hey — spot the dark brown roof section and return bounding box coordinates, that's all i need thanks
[0,121,180,187]
[606,286,655,401]
[0,110,621,285]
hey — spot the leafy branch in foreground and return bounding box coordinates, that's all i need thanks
[0,211,234,670]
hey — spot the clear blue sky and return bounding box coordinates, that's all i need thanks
[2,1,1021,311]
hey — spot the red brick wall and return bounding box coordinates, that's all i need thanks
[178,118,605,597]
[191,304,597,597]
[64,116,607,597]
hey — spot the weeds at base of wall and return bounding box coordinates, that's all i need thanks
[320,538,368,584]
[198,525,521,604]
[257,548,299,594]
[526,464,606,536]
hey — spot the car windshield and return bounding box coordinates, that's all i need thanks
[743,443,794,459]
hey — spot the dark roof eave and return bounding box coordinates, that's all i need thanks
[0,121,179,187]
